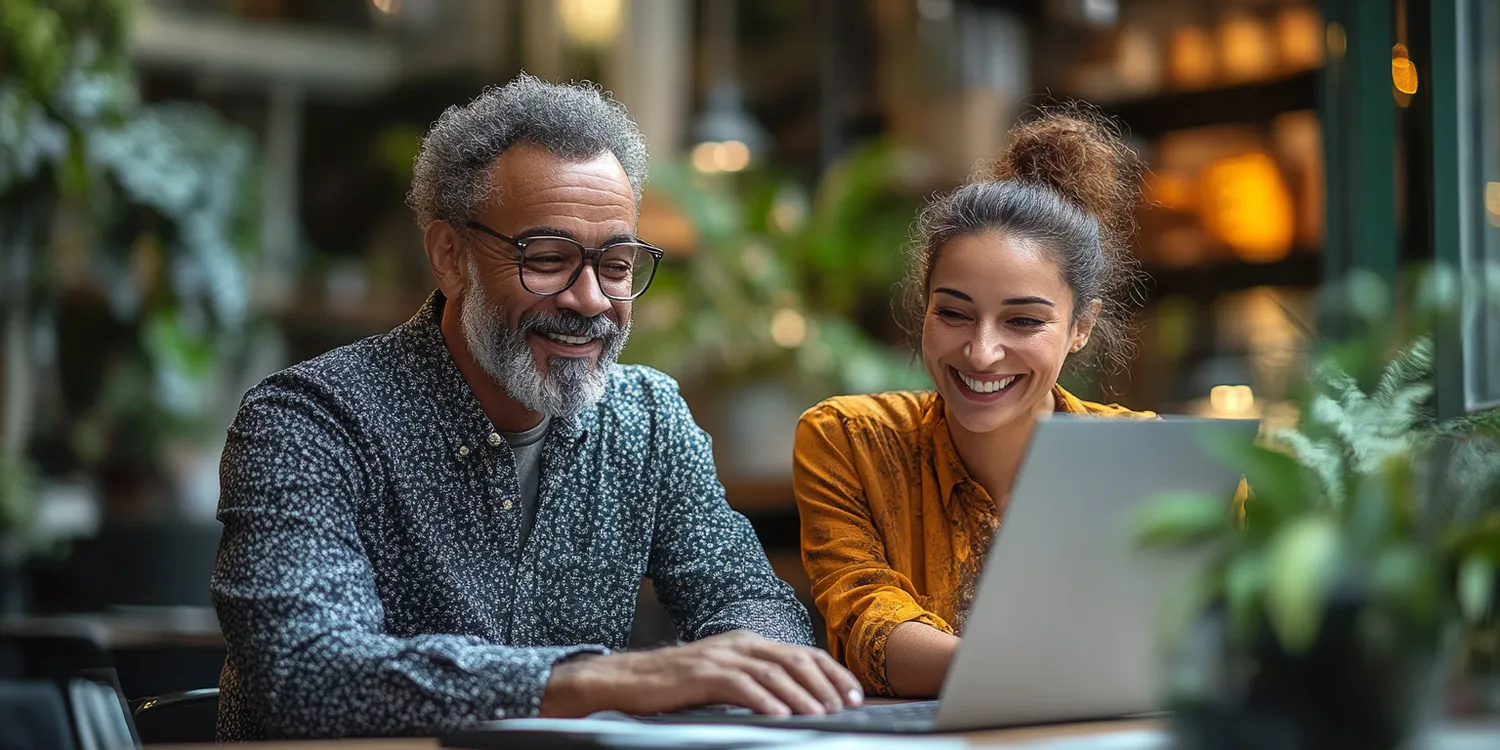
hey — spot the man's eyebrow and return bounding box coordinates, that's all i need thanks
[514,227,640,246]
[513,226,577,241]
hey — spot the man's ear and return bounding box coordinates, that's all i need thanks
[1070,298,1102,353]
[425,220,467,300]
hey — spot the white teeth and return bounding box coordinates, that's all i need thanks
[544,333,592,345]
[958,372,1018,394]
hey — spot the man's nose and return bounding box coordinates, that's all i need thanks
[554,264,613,319]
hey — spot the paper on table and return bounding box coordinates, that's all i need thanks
[1012,729,1169,750]
[780,737,967,750]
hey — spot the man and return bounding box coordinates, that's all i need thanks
[211,74,861,740]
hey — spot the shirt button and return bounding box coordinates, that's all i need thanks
[457,446,469,457]
[503,500,514,510]
[488,433,502,447]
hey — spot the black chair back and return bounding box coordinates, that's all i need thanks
[0,677,76,750]
[0,634,139,750]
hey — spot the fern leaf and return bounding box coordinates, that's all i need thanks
[1273,429,1345,504]
[1375,336,1435,404]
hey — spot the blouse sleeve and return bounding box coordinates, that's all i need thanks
[793,406,953,695]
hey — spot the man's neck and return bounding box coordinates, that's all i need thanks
[946,389,1057,504]
[440,300,546,434]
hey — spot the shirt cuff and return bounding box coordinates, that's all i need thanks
[851,602,953,696]
[491,644,613,719]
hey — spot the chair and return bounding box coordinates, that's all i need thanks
[0,677,76,750]
[0,634,139,750]
[131,688,218,744]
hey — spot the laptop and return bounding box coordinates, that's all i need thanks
[444,415,1257,743]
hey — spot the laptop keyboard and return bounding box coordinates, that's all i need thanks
[640,700,941,734]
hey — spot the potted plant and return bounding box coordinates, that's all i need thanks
[1130,268,1500,749]
[625,145,930,478]
[2,0,265,526]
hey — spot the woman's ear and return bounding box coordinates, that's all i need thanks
[1069,299,1102,353]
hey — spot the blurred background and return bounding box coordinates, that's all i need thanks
[1,0,1497,711]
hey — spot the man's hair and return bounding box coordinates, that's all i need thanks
[406,73,649,229]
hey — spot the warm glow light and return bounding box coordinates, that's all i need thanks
[691,142,723,174]
[1210,385,1256,416]
[717,140,751,172]
[1275,5,1324,71]
[1147,171,1194,211]
[1486,182,1500,227]
[1199,151,1297,263]
[1218,10,1274,83]
[691,141,752,174]
[1391,44,1419,95]
[370,0,399,14]
[558,0,623,47]
[770,308,807,348]
[1168,26,1215,90]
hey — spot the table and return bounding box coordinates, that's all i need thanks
[0,607,224,650]
[152,719,1157,749]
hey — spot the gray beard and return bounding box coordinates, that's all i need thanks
[459,257,630,418]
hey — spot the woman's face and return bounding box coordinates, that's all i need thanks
[921,230,1096,435]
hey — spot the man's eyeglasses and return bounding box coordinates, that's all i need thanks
[466,221,664,301]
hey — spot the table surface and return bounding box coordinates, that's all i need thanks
[151,719,1158,749]
[0,607,225,649]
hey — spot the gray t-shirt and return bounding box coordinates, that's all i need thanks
[502,415,550,547]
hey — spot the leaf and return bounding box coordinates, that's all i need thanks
[1224,551,1268,640]
[1371,541,1441,627]
[1266,516,1343,653]
[1344,473,1393,553]
[1210,436,1313,521]
[1460,555,1496,624]
[1273,430,1345,505]
[1158,559,1226,648]
[1129,491,1234,549]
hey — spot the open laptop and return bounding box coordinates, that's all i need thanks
[444,415,1257,744]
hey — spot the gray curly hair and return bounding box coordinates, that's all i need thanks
[407,73,649,229]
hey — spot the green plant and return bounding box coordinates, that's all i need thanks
[0,452,37,550]
[1,0,264,527]
[1135,338,1496,652]
[1130,265,1500,741]
[624,143,930,396]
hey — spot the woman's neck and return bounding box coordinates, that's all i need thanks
[946,388,1057,503]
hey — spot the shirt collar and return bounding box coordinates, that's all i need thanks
[396,290,592,464]
[925,384,1086,510]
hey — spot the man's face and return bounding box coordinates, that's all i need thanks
[458,143,637,417]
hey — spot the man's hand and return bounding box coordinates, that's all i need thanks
[540,631,864,718]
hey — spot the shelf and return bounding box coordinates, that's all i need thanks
[1103,71,1320,139]
[1143,252,1322,299]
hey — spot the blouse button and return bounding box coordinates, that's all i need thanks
[503,500,514,511]
[488,433,503,447]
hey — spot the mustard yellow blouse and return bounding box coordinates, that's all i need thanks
[792,386,1156,694]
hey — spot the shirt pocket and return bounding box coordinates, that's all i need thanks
[544,553,644,647]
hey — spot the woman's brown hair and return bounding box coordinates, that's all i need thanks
[900,104,1147,379]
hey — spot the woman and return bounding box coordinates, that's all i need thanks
[794,110,1156,698]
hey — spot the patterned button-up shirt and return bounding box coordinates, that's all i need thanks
[212,292,813,740]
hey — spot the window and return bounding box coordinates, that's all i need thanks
[1432,0,1500,413]
[1461,0,1500,410]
